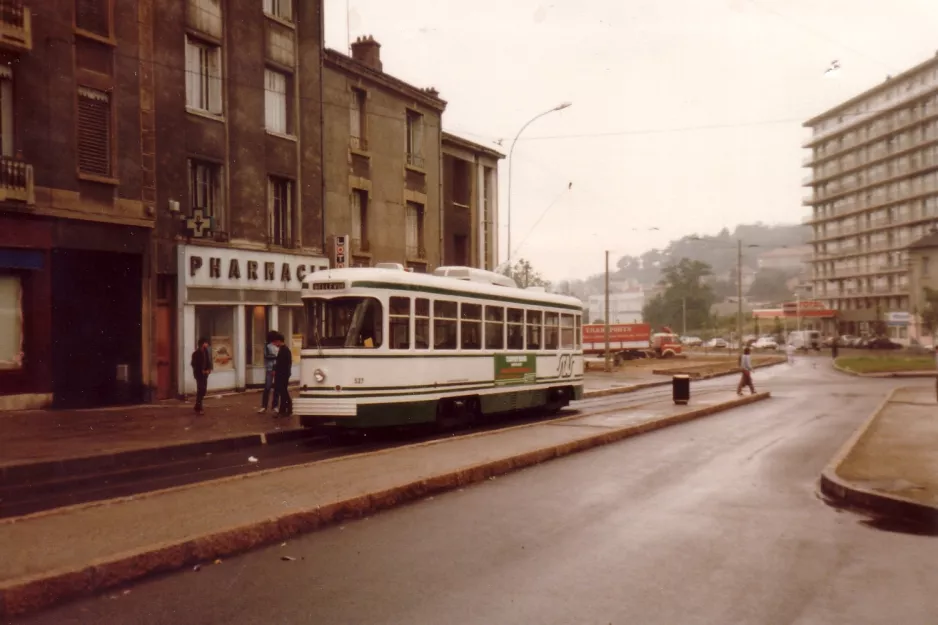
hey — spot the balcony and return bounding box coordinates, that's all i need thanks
[0,156,34,205]
[0,0,30,52]
[406,244,427,260]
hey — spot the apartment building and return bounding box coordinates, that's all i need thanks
[322,36,445,272]
[441,132,502,270]
[151,0,328,399]
[1,0,157,410]
[803,52,938,339]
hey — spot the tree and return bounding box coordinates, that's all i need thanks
[642,258,715,332]
[503,258,550,289]
[748,268,797,302]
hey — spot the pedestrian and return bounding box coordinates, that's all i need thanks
[190,337,213,415]
[831,337,839,360]
[272,332,293,418]
[786,342,795,365]
[257,330,280,414]
[737,347,756,396]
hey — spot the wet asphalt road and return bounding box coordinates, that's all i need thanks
[15,358,938,625]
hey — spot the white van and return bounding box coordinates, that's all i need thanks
[788,330,821,350]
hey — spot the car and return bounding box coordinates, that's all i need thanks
[681,336,703,347]
[753,337,778,350]
[706,338,728,349]
[867,337,902,350]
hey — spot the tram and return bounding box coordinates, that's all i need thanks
[296,264,585,431]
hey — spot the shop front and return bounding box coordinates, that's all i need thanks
[177,245,328,396]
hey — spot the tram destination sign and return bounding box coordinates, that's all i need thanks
[494,354,536,386]
[312,281,347,291]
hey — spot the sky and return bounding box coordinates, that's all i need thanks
[322,0,938,282]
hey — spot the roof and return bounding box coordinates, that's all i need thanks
[302,266,584,310]
[323,49,447,112]
[441,131,505,159]
[908,230,938,251]
[803,53,938,127]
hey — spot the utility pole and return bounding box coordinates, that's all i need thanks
[604,250,611,372]
[737,239,743,355]
[682,297,687,336]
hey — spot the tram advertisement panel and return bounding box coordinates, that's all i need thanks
[494,354,536,385]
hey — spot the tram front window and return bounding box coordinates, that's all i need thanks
[305,297,383,348]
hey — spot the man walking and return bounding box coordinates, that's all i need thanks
[272,332,293,417]
[257,330,280,414]
[191,337,213,415]
[737,347,756,396]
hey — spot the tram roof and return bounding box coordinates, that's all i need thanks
[302,266,585,311]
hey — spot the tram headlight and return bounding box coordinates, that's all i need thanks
[313,368,327,384]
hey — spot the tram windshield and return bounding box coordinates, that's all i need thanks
[304,297,383,349]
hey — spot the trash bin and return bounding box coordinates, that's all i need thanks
[672,374,690,405]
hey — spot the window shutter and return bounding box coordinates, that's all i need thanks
[77,87,111,176]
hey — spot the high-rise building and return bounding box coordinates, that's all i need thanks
[803,53,938,339]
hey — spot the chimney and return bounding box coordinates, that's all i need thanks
[351,35,382,72]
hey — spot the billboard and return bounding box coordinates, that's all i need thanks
[582,323,651,344]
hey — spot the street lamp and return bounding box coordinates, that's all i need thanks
[506,102,572,268]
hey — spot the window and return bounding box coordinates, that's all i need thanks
[0,275,23,370]
[389,297,410,350]
[406,202,425,259]
[263,0,293,21]
[406,109,424,167]
[560,314,575,349]
[433,300,457,350]
[485,306,504,350]
[350,88,366,150]
[305,297,382,348]
[264,69,290,134]
[77,87,111,176]
[195,306,234,371]
[185,36,222,114]
[507,308,523,350]
[526,310,542,350]
[351,189,368,253]
[76,0,110,36]
[545,312,559,350]
[415,298,430,349]
[268,176,294,247]
[245,305,270,365]
[461,303,482,350]
[188,159,223,226]
[279,306,305,362]
[0,66,12,158]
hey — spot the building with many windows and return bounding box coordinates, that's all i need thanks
[803,52,938,339]
[322,36,446,272]
[1,0,157,410]
[152,0,329,399]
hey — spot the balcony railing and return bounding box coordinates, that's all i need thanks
[406,153,425,169]
[406,244,426,259]
[349,136,368,152]
[0,0,30,52]
[0,155,34,205]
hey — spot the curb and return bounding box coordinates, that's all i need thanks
[832,361,937,378]
[650,358,785,378]
[0,392,770,617]
[818,387,938,524]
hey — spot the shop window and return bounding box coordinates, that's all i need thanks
[433,300,457,350]
[507,308,523,350]
[0,275,23,370]
[460,303,482,350]
[195,306,234,371]
[390,297,411,350]
[485,306,504,350]
[526,310,542,350]
[415,298,430,349]
[545,312,559,350]
[278,306,304,363]
[245,305,270,366]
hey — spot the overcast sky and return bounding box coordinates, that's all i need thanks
[323,0,938,281]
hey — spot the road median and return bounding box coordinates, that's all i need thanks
[0,390,769,618]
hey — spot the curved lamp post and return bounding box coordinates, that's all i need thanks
[505,102,572,269]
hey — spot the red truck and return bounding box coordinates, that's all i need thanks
[582,323,682,363]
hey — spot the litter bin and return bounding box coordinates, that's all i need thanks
[672,374,690,405]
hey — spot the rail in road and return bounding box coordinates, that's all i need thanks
[0,382,740,520]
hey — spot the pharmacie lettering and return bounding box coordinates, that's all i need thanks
[247,261,259,280]
[228,259,241,279]
[281,263,291,282]
[188,253,321,284]
[209,258,221,278]
[265,262,275,281]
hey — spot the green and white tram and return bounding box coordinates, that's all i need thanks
[297,264,584,430]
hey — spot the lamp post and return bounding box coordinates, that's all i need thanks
[506,102,572,268]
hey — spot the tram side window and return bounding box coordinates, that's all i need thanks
[415,298,430,349]
[545,312,559,350]
[434,300,458,350]
[560,314,575,349]
[304,297,383,348]
[575,314,582,349]
[507,308,524,350]
[485,306,504,349]
[461,303,482,349]
[526,310,543,350]
[389,297,411,350]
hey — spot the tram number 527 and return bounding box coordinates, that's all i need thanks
[556,354,575,378]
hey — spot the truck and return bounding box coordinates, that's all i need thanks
[582,323,683,364]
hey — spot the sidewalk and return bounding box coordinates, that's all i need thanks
[0,389,769,617]
[821,386,938,521]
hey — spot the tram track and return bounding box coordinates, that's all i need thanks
[0,380,739,520]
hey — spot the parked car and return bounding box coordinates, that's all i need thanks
[681,336,703,347]
[753,337,778,350]
[867,337,902,350]
[841,335,859,347]
[706,338,728,349]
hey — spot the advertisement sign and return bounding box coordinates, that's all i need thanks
[292,334,303,363]
[334,234,349,269]
[211,336,234,371]
[886,312,911,326]
[494,354,536,386]
[582,323,651,344]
